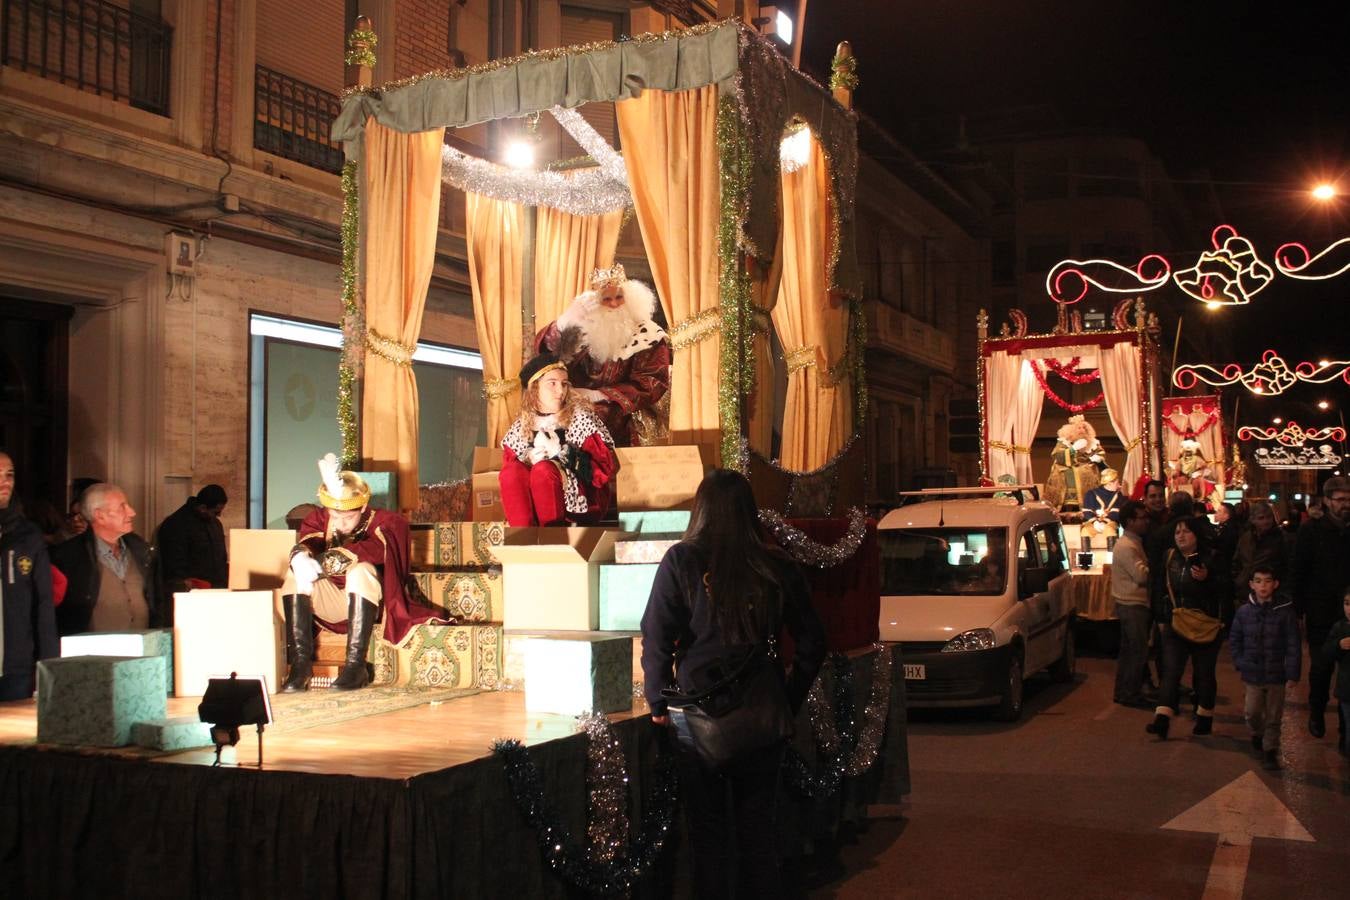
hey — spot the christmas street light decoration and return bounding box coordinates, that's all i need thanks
[1172,350,1350,396]
[1237,422,1347,446]
[1172,224,1274,307]
[1045,254,1171,305]
[1274,237,1350,281]
[1253,445,1343,470]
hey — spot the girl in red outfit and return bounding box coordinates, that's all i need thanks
[499,353,619,526]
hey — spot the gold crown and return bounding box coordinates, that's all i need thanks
[590,263,626,289]
[317,471,372,511]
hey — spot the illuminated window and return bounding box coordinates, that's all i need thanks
[247,314,485,527]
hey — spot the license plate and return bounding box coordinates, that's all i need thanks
[904,664,926,680]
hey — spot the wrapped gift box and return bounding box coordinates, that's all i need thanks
[413,570,502,622]
[372,623,503,690]
[61,629,174,696]
[174,590,284,696]
[599,563,658,631]
[36,655,167,747]
[618,510,691,534]
[613,537,679,565]
[614,445,704,510]
[411,521,509,567]
[227,528,297,591]
[131,716,213,751]
[522,633,633,715]
[493,528,621,631]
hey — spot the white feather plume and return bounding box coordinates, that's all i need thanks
[318,453,343,497]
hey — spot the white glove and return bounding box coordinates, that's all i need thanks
[573,387,607,404]
[531,429,562,463]
[290,552,323,589]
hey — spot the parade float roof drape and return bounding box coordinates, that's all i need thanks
[333,20,860,296]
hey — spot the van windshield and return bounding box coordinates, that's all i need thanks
[878,527,1009,596]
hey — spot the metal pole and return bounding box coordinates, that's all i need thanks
[1169,315,1183,382]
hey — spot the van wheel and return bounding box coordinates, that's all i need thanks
[1050,624,1076,683]
[993,654,1024,722]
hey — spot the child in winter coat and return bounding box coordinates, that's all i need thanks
[1229,566,1301,770]
[1320,588,1350,758]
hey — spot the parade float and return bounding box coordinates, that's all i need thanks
[1,19,905,899]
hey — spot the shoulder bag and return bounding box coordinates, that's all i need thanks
[1166,551,1221,644]
[660,575,794,770]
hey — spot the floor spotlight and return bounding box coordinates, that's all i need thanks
[198,673,273,767]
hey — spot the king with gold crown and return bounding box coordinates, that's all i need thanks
[279,454,445,691]
[533,263,672,446]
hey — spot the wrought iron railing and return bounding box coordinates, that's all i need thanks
[1,0,171,115]
[254,65,344,174]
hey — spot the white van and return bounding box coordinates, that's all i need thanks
[877,488,1076,721]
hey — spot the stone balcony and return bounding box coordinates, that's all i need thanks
[866,302,957,373]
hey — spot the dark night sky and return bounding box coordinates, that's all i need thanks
[800,0,1350,419]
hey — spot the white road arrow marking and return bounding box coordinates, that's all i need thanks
[1161,771,1314,900]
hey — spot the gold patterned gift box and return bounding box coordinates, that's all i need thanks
[412,570,503,622]
[372,622,503,690]
[410,521,509,567]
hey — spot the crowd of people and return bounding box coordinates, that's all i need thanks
[1111,476,1350,770]
[0,448,229,701]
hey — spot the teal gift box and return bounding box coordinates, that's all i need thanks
[132,716,213,751]
[618,510,690,534]
[599,563,657,631]
[61,629,175,696]
[523,634,633,715]
[37,655,168,747]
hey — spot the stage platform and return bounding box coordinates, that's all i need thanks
[0,647,908,899]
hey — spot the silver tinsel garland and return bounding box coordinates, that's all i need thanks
[441,106,631,215]
[804,644,894,777]
[759,505,867,568]
[580,712,630,867]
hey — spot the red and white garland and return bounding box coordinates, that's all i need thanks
[1029,359,1105,413]
[1042,356,1101,384]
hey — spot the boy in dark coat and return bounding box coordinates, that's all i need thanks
[1230,565,1301,770]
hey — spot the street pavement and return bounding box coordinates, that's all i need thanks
[808,635,1349,899]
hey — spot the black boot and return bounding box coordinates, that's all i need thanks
[1146,714,1170,740]
[281,594,314,693]
[1309,708,1326,738]
[331,594,377,691]
[1192,715,1213,736]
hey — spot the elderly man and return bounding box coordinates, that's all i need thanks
[1294,475,1350,740]
[0,451,58,700]
[50,483,156,634]
[280,455,442,691]
[534,264,671,447]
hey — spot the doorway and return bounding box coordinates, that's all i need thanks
[0,298,71,517]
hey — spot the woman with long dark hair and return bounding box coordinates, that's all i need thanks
[641,469,826,898]
[1148,515,1225,739]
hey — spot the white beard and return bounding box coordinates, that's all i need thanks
[579,303,644,363]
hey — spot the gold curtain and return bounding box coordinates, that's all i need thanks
[616,86,722,455]
[772,131,852,471]
[533,202,623,329]
[466,191,525,447]
[360,121,445,510]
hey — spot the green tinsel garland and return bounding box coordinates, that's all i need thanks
[829,53,859,93]
[715,94,753,471]
[338,160,360,467]
[345,29,378,69]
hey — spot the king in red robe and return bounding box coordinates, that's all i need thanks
[533,264,671,447]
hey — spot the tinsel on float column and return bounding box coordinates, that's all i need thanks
[338,160,362,466]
